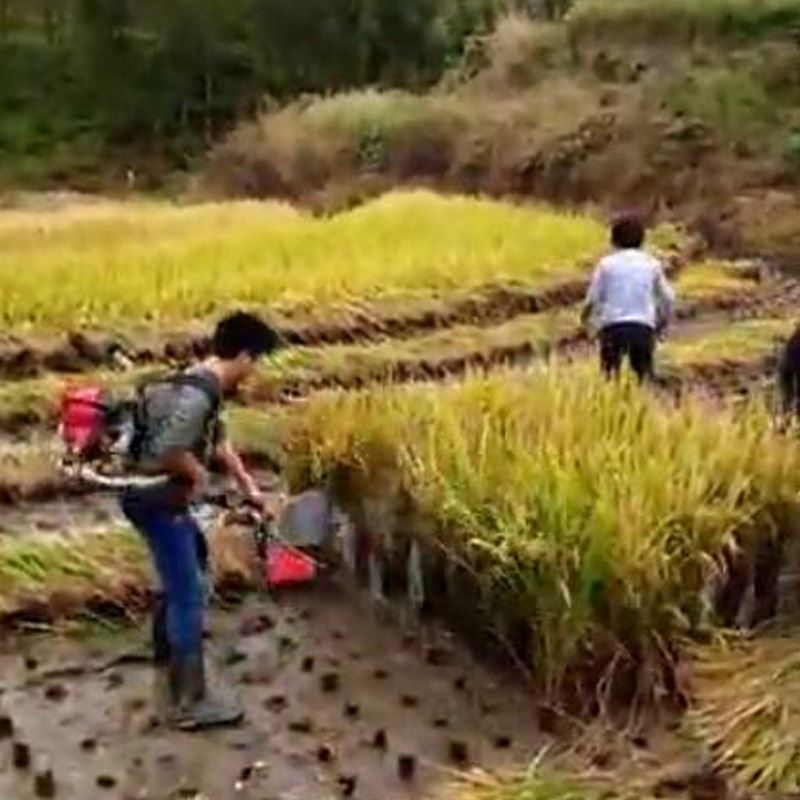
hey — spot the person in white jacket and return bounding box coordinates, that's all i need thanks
[581,215,675,381]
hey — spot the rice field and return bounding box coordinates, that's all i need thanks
[0,191,612,332]
[280,365,800,700]
[0,192,797,799]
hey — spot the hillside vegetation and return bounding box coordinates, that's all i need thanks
[206,0,800,256]
[0,0,503,188]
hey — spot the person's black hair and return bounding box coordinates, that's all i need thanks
[212,312,281,360]
[611,215,645,249]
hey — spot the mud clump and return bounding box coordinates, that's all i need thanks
[224,648,248,666]
[105,672,124,690]
[400,694,419,708]
[432,718,449,729]
[96,774,117,790]
[239,613,275,637]
[316,744,335,764]
[288,718,314,735]
[372,669,388,681]
[44,683,68,702]
[344,703,360,720]
[264,694,288,713]
[371,729,387,751]
[398,755,416,782]
[80,737,97,752]
[425,646,451,667]
[34,762,56,798]
[493,735,512,750]
[448,740,469,766]
[24,657,39,671]
[320,672,340,693]
[0,714,13,739]
[337,774,357,797]
[13,741,31,769]
[301,656,315,673]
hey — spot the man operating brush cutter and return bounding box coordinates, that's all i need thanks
[61,312,283,730]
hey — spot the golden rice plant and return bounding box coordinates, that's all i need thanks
[441,768,656,800]
[663,317,793,367]
[688,636,800,793]
[0,191,606,331]
[283,364,800,700]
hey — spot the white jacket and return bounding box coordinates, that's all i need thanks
[585,249,675,331]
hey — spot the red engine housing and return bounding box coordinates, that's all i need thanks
[59,386,107,457]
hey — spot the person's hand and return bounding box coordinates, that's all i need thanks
[244,487,284,521]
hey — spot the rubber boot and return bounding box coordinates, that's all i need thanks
[152,596,179,723]
[170,650,244,731]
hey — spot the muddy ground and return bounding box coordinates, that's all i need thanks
[0,584,546,800]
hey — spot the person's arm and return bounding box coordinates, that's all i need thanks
[654,265,676,334]
[215,438,281,518]
[151,388,214,502]
[160,450,207,502]
[581,263,604,329]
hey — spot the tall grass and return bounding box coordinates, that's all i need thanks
[567,0,800,43]
[0,191,606,332]
[283,365,800,700]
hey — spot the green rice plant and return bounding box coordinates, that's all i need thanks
[0,191,606,332]
[688,636,800,793]
[0,529,149,617]
[282,364,800,702]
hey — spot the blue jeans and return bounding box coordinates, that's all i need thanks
[121,493,206,660]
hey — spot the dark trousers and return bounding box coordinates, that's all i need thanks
[121,494,208,664]
[599,322,656,382]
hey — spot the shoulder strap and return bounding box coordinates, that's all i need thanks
[166,373,222,416]
[128,372,223,461]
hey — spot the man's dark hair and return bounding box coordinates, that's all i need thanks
[212,312,281,360]
[611,215,645,249]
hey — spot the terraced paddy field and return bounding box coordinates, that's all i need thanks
[1,193,799,800]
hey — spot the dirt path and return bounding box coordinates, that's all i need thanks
[0,585,544,800]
